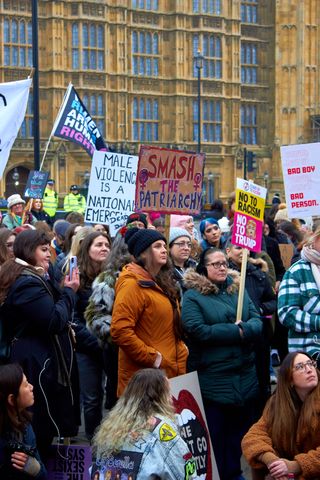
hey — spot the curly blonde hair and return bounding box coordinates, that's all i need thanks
[92,369,175,458]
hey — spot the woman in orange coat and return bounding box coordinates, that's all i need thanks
[110,227,188,396]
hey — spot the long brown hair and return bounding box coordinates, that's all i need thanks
[0,230,51,304]
[77,231,110,289]
[136,249,182,340]
[264,351,320,457]
[0,364,31,434]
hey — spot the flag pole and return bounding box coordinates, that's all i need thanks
[39,83,72,171]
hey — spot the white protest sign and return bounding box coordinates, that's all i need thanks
[169,371,220,480]
[280,142,320,218]
[85,150,138,236]
[0,78,32,179]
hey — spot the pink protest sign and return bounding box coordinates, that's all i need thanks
[135,145,205,215]
[232,212,264,252]
[231,179,266,253]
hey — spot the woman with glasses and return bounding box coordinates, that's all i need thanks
[242,351,320,480]
[169,228,196,293]
[182,247,262,480]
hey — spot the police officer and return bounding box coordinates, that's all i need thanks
[63,185,86,214]
[42,179,58,222]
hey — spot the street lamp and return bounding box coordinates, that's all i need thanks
[194,49,204,153]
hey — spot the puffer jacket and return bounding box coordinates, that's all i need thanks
[181,269,262,405]
[110,263,188,396]
[91,415,197,479]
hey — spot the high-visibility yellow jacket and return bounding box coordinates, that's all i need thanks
[63,193,86,214]
[42,187,58,217]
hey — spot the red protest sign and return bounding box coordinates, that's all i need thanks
[135,145,205,215]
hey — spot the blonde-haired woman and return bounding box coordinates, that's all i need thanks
[91,369,197,479]
[53,226,93,283]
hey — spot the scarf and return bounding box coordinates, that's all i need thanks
[301,245,320,291]
[15,258,45,276]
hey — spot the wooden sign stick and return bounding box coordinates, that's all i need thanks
[164,214,170,245]
[236,248,249,323]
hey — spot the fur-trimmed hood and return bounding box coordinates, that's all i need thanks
[183,268,240,295]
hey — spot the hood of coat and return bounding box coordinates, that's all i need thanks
[183,268,240,295]
[120,262,157,286]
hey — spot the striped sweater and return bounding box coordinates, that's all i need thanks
[278,259,320,357]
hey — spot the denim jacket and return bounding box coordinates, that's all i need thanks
[91,415,197,479]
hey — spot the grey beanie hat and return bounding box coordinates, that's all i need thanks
[169,227,191,246]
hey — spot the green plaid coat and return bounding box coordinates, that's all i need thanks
[278,259,320,358]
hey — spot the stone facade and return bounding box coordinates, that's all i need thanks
[0,0,319,205]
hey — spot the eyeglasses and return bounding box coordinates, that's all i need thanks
[206,261,228,269]
[293,360,317,372]
[172,242,192,249]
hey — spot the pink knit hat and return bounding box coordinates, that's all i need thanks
[170,214,193,228]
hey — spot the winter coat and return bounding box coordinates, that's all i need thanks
[110,263,188,396]
[85,271,117,345]
[278,259,320,358]
[0,424,47,480]
[91,415,197,480]
[73,286,102,365]
[181,269,262,405]
[2,212,37,229]
[242,396,320,479]
[0,268,80,440]
[264,235,285,281]
[30,209,52,226]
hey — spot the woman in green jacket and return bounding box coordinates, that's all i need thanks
[182,247,262,480]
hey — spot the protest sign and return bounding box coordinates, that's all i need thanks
[135,146,205,215]
[24,170,49,199]
[170,371,220,480]
[279,243,294,270]
[231,179,267,253]
[53,83,107,157]
[280,142,320,218]
[0,78,32,179]
[47,444,92,480]
[85,150,138,236]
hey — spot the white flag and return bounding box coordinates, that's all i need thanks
[0,78,32,179]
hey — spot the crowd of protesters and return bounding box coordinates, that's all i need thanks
[0,181,320,480]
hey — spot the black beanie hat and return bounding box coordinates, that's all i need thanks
[125,227,166,258]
